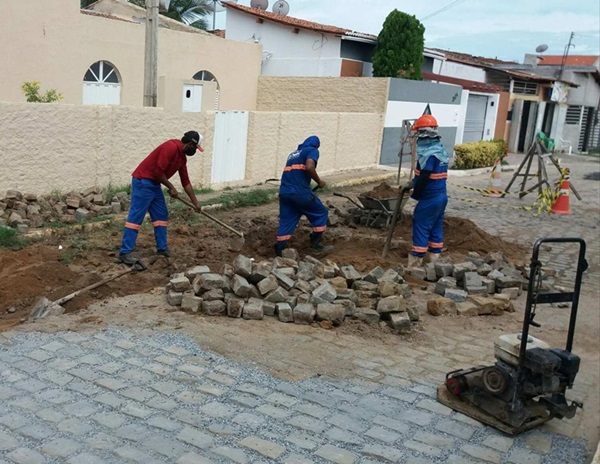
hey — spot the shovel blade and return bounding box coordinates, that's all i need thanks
[29,297,65,322]
[228,236,245,252]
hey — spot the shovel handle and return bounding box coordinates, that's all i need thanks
[333,192,364,209]
[176,196,244,238]
[54,267,134,306]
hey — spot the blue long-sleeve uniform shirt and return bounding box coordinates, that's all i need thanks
[280,136,320,195]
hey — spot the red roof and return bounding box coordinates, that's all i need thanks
[212,29,226,38]
[422,72,502,93]
[224,3,377,40]
[538,55,599,67]
[430,48,518,67]
[81,9,139,24]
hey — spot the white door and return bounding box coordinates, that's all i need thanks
[211,111,249,184]
[463,94,489,143]
[83,83,120,105]
[182,84,202,112]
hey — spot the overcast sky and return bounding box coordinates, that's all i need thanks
[220,0,600,62]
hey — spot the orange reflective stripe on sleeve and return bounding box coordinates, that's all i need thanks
[125,222,141,231]
[152,220,168,227]
[312,226,327,232]
[283,164,306,172]
[429,173,448,180]
[414,169,421,176]
[277,235,292,241]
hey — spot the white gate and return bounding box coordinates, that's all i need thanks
[211,111,249,184]
[463,94,489,143]
[83,82,120,105]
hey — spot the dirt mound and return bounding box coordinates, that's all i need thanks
[363,182,399,199]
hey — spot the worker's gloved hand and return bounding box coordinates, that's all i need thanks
[168,188,179,198]
[317,180,327,189]
[401,179,415,191]
[193,203,202,213]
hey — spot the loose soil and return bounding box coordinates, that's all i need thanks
[363,182,399,199]
[0,187,525,331]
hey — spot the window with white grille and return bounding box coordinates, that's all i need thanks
[566,106,582,125]
[512,80,538,95]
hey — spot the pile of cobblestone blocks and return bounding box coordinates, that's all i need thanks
[0,188,131,233]
[166,250,419,334]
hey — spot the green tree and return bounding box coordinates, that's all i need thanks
[21,82,63,103]
[128,0,209,30]
[372,9,425,80]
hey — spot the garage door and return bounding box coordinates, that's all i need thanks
[463,94,488,143]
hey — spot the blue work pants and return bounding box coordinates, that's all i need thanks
[411,194,448,257]
[276,193,328,251]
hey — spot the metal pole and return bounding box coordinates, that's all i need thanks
[143,0,159,107]
[213,0,217,31]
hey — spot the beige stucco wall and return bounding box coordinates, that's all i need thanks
[0,0,261,111]
[0,103,384,195]
[257,77,390,113]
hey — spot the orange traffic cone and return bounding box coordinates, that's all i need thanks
[551,169,571,215]
[485,159,503,197]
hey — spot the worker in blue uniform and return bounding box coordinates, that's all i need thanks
[275,135,333,256]
[407,114,449,268]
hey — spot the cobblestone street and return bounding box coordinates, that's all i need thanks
[0,154,598,464]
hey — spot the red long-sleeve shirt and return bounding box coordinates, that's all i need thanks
[132,139,191,187]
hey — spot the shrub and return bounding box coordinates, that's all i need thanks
[453,140,507,170]
[21,81,63,103]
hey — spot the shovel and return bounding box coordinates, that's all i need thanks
[175,196,245,252]
[29,259,147,321]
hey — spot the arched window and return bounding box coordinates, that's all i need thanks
[83,61,121,105]
[193,70,220,110]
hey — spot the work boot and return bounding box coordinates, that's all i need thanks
[426,252,441,263]
[157,247,171,258]
[119,253,142,266]
[407,254,423,268]
[274,244,283,257]
[309,233,333,254]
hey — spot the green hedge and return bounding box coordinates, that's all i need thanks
[453,139,507,170]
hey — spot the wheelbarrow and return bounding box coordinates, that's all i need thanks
[333,192,399,228]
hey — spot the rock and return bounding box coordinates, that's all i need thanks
[467,286,489,295]
[380,269,401,283]
[181,292,202,312]
[194,273,224,293]
[322,266,336,279]
[272,269,295,290]
[501,287,521,300]
[409,268,427,280]
[495,276,523,290]
[363,266,385,284]
[469,296,505,316]
[485,251,506,264]
[424,263,437,282]
[8,211,23,227]
[170,275,191,292]
[262,301,277,316]
[286,295,298,308]
[444,288,468,302]
[352,281,378,292]
[296,262,316,281]
[227,297,244,318]
[7,307,16,314]
[75,208,90,221]
[466,256,485,267]
[244,263,267,285]
[434,276,457,295]
[65,197,81,209]
[92,194,105,206]
[316,303,345,324]
[335,288,358,303]
[278,267,296,279]
[54,202,68,215]
[222,276,233,294]
[257,275,278,296]
[328,276,348,290]
[296,293,311,305]
[481,277,496,294]
[110,202,122,214]
[167,291,183,306]
[277,303,294,322]
[377,296,407,314]
[354,308,380,324]
[389,312,412,334]
[378,280,399,298]
[339,265,362,284]
[488,269,505,280]
[427,297,456,316]
[335,299,356,317]
[26,204,41,217]
[81,186,100,196]
[493,294,515,313]
[434,261,454,278]
[186,265,211,280]
[477,263,493,276]
[273,257,298,269]
[203,300,226,316]
[232,254,253,278]
[398,284,412,299]
[282,248,299,261]
[293,304,316,325]
[312,282,337,304]
[464,272,483,291]
[16,224,29,234]
[203,289,224,301]
[232,274,252,298]
[294,279,312,294]
[265,286,289,303]
[456,302,478,316]
[453,262,478,282]
[406,302,420,321]
[5,189,23,200]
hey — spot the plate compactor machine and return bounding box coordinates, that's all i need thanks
[437,238,588,435]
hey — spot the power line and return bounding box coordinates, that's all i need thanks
[420,0,466,22]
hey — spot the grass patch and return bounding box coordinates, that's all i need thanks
[194,186,214,195]
[203,188,278,209]
[104,184,131,203]
[0,227,27,250]
[60,237,89,265]
[50,189,63,203]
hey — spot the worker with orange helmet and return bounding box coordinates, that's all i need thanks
[406,114,449,268]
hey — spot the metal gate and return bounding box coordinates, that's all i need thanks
[463,94,489,143]
[211,111,249,184]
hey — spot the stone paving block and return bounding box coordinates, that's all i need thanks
[404,440,444,457]
[96,361,124,374]
[452,411,485,428]
[94,377,129,391]
[286,431,321,450]
[0,412,28,430]
[360,443,404,462]
[235,383,269,397]
[265,391,299,407]
[176,453,215,464]
[94,392,126,408]
[17,422,55,440]
[435,418,477,440]
[178,364,206,377]
[482,434,514,452]
[38,370,74,387]
[66,380,100,397]
[416,398,453,415]
[401,408,434,426]
[9,397,40,413]
[315,444,357,464]
[413,430,454,448]
[232,412,265,428]
[197,384,226,397]
[120,403,153,419]
[293,402,330,419]
[286,414,327,434]
[118,368,154,383]
[327,413,366,433]
[211,446,249,463]
[176,391,205,405]
[199,401,237,418]
[0,430,19,450]
[149,381,182,396]
[114,423,152,442]
[372,415,410,434]
[41,437,80,458]
[506,447,542,464]
[239,436,286,460]
[114,446,164,464]
[6,448,46,464]
[145,395,179,412]
[207,423,238,437]
[119,387,155,402]
[282,454,315,464]
[35,409,66,424]
[524,433,552,454]
[230,394,261,408]
[325,427,363,445]
[364,426,401,444]
[13,379,47,393]
[62,399,99,418]
[58,417,94,436]
[23,350,53,363]
[461,443,502,463]
[177,426,214,449]
[67,453,108,464]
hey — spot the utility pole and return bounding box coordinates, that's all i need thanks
[143,0,159,107]
[557,32,574,80]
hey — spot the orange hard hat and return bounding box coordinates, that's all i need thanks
[412,114,438,130]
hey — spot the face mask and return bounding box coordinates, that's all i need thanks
[184,144,196,156]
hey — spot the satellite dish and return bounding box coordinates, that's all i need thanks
[272,0,289,15]
[251,0,269,10]
[535,44,549,53]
